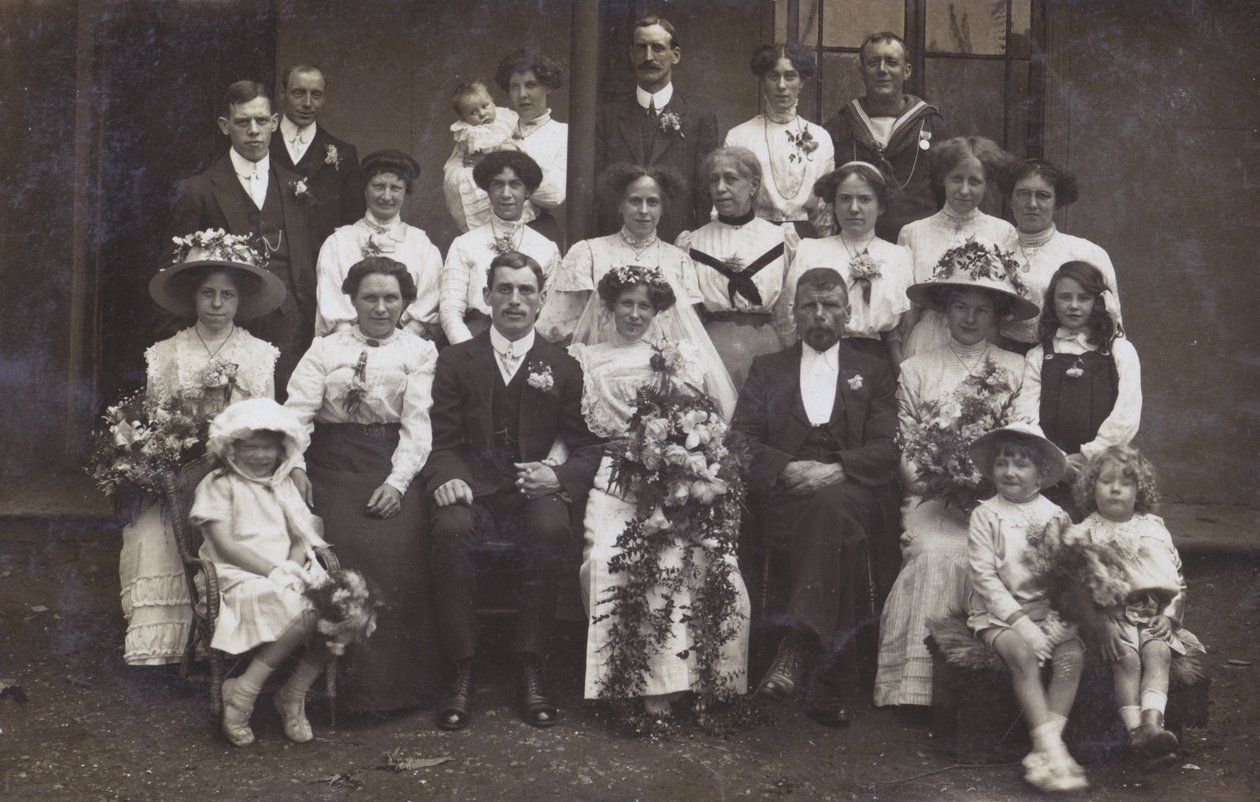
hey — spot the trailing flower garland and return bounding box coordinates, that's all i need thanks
[594,344,748,703]
[896,358,1018,516]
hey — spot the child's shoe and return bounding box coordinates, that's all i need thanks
[1026,744,1088,793]
[221,677,256,747]
[1130,709,1179,771]
[275,689,314,744]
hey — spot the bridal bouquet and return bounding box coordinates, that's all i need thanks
[897,359,1017,515]
[85,392,206,508]
[596,344,748,702]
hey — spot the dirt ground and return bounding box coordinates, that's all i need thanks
[2,518,1258,802]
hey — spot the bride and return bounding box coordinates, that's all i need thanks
[571,265,750,718]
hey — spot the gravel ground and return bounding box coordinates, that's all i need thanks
[2,518,1258,801]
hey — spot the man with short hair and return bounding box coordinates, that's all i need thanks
[425,252,601,732]
[824,32,945,241]
[271,64,363,251]
[732,267,899,725]
[594,14,719,243]
[169,80,315,395]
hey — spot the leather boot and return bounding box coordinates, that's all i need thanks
[436,660,474,731]
[1130,708,1179,771]
[756,631,815,702]
[519,654,558,727]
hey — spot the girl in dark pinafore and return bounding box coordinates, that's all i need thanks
[1017,260,1141,517]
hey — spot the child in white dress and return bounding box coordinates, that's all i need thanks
[966,423,1088,793]
[1071,446,1205,771]
[442,81,520,232]
[190,399,330,747]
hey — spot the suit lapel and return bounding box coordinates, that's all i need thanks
[647,93,685,166]
[616,99,648,165]
[209,154,254,235]
[834,345,865,445]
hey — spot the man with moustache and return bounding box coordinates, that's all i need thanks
[270,64,363,251]
[594,14,718,243]
[731,267,898,726]
[169,80,315,395]
[824,32,945,241]
[425,252,601,731]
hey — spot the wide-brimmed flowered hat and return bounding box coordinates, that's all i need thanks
[968,421,1068,487]
[206,397,309,476]
[149,229,286,320]
[905,237,1039,321]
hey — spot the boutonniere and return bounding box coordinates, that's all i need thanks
[343,351,369,417]
[1064,356,1086,379]
[201,359,239,403]
[658,110,685,138]
[325,143,342,170]
[847,374,864,391]
[289,178,315,205]
[847,249,882,305]
[526,362,556,394]
[785,127,819,163]
[720,255,746,273]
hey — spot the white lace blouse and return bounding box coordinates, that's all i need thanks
[439,216,561,345]
[569,338,705,438]
[145,327,278,409]
[723,114,835,231]
[1002,230,1121,343]
[786,235,912,340]
[284,327,437,493]
[314,217,444,336]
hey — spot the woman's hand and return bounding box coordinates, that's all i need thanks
[291,468,315,507]
[515,462,561,498]
[366,483,403,518]
[1146,614,1173,639]
[1011,616,1052,662]
[1065,452,1088,482]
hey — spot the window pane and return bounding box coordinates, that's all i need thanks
[924,57,1007,145]
[822,0,903,49]
[817,52,863,125]
[1005,59,1031,159]
[799,0,820,45]
[1010,0,1032,59]
[926,0,1008,55]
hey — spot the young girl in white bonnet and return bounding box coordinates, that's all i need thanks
[191,398,331,747]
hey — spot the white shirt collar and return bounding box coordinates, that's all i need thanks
[229,147,269,178]
[489,325,535,357]
[636,82,674,111]
[801,340,840,373]
[280,115,317,144]
[1054,327,1090,345]
[515,109,552,137]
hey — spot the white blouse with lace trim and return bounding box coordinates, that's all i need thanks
[144,327,278,407]
[569,338,705,439]
[284,327,437,493]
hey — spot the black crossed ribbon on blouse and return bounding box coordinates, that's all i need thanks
[689,243,785,308]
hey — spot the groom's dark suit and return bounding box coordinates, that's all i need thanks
[732,341,898,648]
[168,153,316,395]
[594,89,718,244]
[269,124,362,255]
[425,331,602,661]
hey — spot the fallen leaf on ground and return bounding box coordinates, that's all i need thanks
[30,605,48,613]
[377,750,453,772]
[1227,659,1251,666]
[309,772,363,790]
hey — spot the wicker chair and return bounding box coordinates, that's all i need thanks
[161,454,341,724]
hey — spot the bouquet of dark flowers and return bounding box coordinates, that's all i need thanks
[896,359,1018,516]
[304,569,379,656]
[85,391,207,514]
[595,344,748,703]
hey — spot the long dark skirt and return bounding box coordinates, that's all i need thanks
[308,423,445,712]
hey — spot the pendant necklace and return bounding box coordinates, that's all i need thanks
[196,324,235,359]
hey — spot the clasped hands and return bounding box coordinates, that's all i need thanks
[779,459,846,496]
[433,462,560,508]
[267,557,324,593]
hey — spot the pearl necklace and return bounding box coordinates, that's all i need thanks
[618,228,660,261]
[1018,225,1057,264]
[762,111,806,201]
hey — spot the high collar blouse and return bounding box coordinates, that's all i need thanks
[723,113,835,229]
[284,327,437,494]
[1002,229,1122,343]
[688,215,791,318]
[786,235,912,340]
[439,216,561,345]
[315,216,444,336]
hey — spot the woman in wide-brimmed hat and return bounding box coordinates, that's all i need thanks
[873,238,1036,708]
[120,230,286,667]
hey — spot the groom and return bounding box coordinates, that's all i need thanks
[425,251,601,731]
[731,267,899,725]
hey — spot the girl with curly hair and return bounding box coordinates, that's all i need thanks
[1072,446,1205,772]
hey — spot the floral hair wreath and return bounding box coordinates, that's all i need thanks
[169,228,268,269]
[608,263,672,296]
